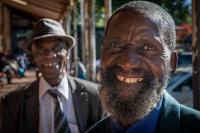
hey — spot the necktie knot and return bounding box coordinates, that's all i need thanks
[48,89,61,99]
[48,89,63,113]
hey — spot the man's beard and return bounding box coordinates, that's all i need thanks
[100,63,171,127]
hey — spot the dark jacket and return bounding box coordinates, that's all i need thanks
[86,91,200,133]
[0,76,103,133]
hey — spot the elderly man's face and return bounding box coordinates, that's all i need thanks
[31,37,68,86]
[100,10,176,126]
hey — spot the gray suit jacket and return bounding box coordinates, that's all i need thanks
[0,76,103,133]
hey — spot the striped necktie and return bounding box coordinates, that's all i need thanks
[48,89,71,133]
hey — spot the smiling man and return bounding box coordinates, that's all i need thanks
[0,18,102,133]
[86,1,200,133]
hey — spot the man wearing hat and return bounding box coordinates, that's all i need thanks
[0,18,103,133]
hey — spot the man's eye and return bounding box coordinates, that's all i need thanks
[143,44,155,50]
[109,40,123,48]
[54,46,62,52]
[54,44,66,52]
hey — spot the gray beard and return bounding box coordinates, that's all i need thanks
[100,64,171,127]
[100,80,165,127]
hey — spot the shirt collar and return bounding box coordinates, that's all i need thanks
[111,97,163,133]
[39,72,69,100]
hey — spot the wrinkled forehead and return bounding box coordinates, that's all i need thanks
[107,9,163,35]
[115,8,163,22]
[107,10,162,36]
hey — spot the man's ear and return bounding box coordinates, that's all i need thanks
[66,49,70,59]
[170,51,178,75]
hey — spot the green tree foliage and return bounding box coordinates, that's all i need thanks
[160,0,191,25]
[95,0,191,27]
[95,0,137,27]
[95,1,105,27]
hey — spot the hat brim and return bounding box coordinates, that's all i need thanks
[27,34,75,53]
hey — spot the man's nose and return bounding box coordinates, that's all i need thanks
[117,49,142,71]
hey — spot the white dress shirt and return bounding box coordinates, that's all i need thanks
[38,73,79,133]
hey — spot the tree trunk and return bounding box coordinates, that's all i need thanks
[192,0,200,110]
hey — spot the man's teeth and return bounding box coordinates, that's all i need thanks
[117,75,144,84]
[43,63,57,67]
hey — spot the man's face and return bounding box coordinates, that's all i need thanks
[100,10,176,126]
[31,37,68,86]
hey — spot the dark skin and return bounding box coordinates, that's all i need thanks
[101,10,177,101]
[31,37,68,86]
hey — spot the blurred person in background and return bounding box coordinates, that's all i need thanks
[0,18,102,133]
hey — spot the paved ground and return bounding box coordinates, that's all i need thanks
[0,70,37,97]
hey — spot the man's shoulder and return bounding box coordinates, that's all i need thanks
[68,76,101,94]
[0,80,38,103]
[172,105,200,132]
[180,104,200,127]
[163,91,200,120]
[0,81,38,121]
[160,91,200,132]
[72,76,100,87]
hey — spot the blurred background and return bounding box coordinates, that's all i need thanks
[1,0,200,110]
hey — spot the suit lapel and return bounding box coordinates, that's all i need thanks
[85,115,112,133]
[156,91,180,133]
[68,76,88,132]
[24,80,39,133]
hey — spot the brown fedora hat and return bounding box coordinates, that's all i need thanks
[28,18,75,52]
